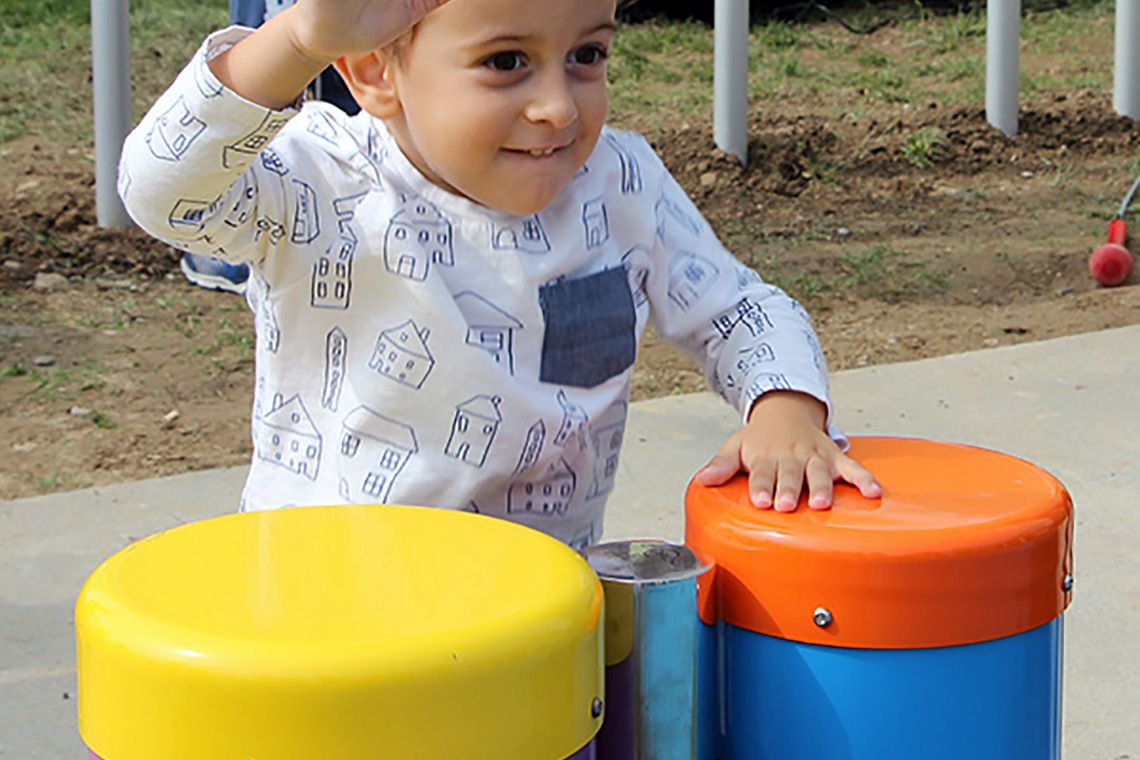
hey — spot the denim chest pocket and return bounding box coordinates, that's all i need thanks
[539,267,637,388]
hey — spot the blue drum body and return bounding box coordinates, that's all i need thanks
[699,618,1063,760]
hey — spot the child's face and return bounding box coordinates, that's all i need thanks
[383,0,616,216]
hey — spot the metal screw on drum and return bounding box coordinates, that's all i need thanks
[1063,574,1074,592]
[591,697,604,718]
[813,607,834,628]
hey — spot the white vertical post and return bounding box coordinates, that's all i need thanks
[714,0,749,165]
[91,0,133,228]
[1115,0,1140,118]
[985,0,1020,136]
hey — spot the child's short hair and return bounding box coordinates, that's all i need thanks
[382,24,418,61]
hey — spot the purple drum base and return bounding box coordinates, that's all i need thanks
[569,738,598,759]
[90,740,596,759]
[596,655,633,760]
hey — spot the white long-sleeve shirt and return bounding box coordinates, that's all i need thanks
[119,29,841,546]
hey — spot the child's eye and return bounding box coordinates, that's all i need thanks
[483,51,527,72]
[568,44,608,66]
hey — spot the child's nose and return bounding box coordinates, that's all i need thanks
[524,72,579,129]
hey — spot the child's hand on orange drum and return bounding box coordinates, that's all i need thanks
[695,391,881,511]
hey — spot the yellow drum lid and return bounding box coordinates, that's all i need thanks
[76,505,603,760]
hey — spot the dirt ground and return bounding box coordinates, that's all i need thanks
[4,86,1140,499]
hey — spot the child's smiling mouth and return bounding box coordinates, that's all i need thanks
[504,144,570,158]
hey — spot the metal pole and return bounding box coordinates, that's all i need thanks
[713,0,749,165]
[1115,0,1140,118]
[91,0,133,227]
[985,0,1020,136]
[582,541,710,760]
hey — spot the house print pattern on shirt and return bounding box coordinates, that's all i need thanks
[337,406,418,502]
[259,147,290,177]
[604,132,643,195]
[146,97,206,162]
[582,197,609,249]
[369,319,434,389]
[711,296,775,341]
[255,214,288,247]
[668,251,720,311]
[305,109,340,147]
[621,245,651,308]
[250,283,281,354]
[554,390,589,450]
[514,419,547,474]
[587,401,626,500]
[655,187,703,242]
[311,192,365,310]
[256,394,322,482]
[291,179,320,244]
[224,111,292,168]
[492,215,551,253]
[322,327,348,412]
[509,456,578,517]
[446,395,503,468]
[384,195,455,281]
[455,291,523,375]
[223,174,258,231]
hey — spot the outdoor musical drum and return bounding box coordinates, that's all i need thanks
[76,505,604,759]
[686,436,1073,760]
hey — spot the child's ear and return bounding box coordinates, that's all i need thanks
[333,51,402,118]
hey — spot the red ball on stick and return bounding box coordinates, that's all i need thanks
[1089,242,1134,287]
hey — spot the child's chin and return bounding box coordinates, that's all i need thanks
[489,194,557,217]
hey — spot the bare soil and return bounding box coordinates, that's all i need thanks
[4,89,1140,499]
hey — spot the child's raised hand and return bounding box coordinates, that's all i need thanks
[695,391,881,511]
[287,0,453,63]
[210,0,452,110]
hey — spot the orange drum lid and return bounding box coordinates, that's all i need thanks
[685,437,1073,649]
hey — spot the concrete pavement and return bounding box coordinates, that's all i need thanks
[3,326,1139,758]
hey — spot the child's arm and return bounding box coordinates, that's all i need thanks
[119,0,447,261]
[626,132,879,510]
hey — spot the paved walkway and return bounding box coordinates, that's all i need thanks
[3,326,1138,758]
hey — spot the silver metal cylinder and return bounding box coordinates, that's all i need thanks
[1116,0,1140,118]
[713,0,749,165]
[985,0,1020,136]
[91,0,133,227]
[582,541,710,760]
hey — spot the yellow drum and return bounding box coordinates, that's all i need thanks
[76,506,604,760]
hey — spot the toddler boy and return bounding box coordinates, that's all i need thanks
[119,0,878,547]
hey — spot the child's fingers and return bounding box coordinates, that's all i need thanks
[836,453,882,498]
[805,457,835,510]
[695,435,744,487]
[745,457,776,508]
[772,457,805,512]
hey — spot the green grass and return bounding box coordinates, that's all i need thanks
[16,362,108,401]
[37,472,94,492]
[919,8,987,54]
[609,19,715,127]
[0,0,227,143]
[2,362,29,378]
[900,126,949,168]
[838,244,948,296]
[90,410,117,429]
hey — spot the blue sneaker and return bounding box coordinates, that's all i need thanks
[180,253,250,294]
